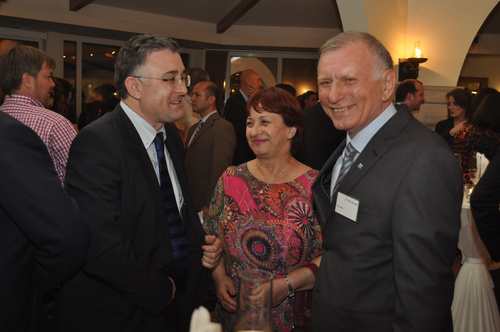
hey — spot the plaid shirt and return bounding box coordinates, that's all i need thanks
[0,94,77,183]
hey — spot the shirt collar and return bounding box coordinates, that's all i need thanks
[348,103,397,153]
[6,94,45,108]
[120,100,166,150]
[200,110,217,123]
[239,89,249,102]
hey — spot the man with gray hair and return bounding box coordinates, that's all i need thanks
[311,32,462,331]
[56,34,206,332]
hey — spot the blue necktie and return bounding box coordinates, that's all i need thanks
[332,142,358,194]
[153,132,188,276]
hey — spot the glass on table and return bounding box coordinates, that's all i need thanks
[464,183,474,201]
[235,269,273,332]
[469,155,478,185]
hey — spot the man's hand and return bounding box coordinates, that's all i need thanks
[246,83,258,97]
[202,235,223,269]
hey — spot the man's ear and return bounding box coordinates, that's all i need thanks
[22,73,35,89]
[287,127,297,140]
[208,95,216,105]
[125,76,142,100]
[406,92,414,102]
[381,69,396,102]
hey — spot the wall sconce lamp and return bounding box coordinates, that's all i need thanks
[398,41,428,81]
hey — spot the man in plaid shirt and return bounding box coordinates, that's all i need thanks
[0,44,76,184]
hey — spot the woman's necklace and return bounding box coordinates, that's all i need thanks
[254,161,290,193]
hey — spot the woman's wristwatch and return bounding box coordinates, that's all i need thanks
[284,276,295,298]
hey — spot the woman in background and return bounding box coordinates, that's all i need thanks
[451,90,500,183]
[435,88,472,145]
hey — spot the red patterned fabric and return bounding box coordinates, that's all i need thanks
[204,163,322,331]
[451,124,500,183]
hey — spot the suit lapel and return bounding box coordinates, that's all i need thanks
[189,113,218,147]
[313,109,411,227]
[313,141,345,227]
[115,107,167,222]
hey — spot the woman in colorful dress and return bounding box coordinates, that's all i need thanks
[203,87,322,331]
[451,90,500,183]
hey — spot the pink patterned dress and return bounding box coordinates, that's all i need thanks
[204,163,322,331]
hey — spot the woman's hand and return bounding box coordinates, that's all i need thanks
[214,273,238,313]
[449,120,466,136]
[201,235,223,269]
[247,278,287,308]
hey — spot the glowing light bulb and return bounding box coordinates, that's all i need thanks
[413,41,423,58]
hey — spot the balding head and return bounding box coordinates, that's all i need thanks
[240,69,262,97]
[191,81,219,117]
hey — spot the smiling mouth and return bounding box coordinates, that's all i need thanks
[333,105,353,112]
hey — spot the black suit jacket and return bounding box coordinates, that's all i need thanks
[224,90,255,165]
[56,105,205,331]
[311,108,462,332]
[296,102,345,170]
[0,111,88,331]
[471,152,500,261]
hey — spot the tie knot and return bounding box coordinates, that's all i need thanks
[344,142,357,159]
[197,119,204,127]
[154,132,164,151]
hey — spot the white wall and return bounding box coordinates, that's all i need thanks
[460,54,500,92]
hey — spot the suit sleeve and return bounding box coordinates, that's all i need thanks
[392,144,462,332]
[65,128,174,314]
[471,154,500,262]
[0,121,88,294]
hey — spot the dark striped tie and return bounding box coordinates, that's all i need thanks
[332,142,358,194]
[153,132,188,277]
[187,119,204,147]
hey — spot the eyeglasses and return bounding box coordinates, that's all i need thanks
[132,74,191,88]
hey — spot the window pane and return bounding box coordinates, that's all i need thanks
[82,43,119,103]
[0,39,38,50]
[282,58,318,96]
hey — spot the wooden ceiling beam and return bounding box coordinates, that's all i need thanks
[217,0,260,34]
[70,0,96,12]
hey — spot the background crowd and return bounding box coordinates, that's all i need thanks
[1,30,500,332]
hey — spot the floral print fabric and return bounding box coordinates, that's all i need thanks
[204,163,322,331]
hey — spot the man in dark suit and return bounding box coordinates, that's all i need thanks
[185,81,236,213]
[224,69,262,165]
[0,111,88,331]
[55,34,206,332]
[471,153,500,261]
[311,32,462,332]
[296,102,345,170]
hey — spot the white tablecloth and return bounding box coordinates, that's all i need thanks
[451,202,500,332]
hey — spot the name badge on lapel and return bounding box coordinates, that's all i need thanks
[335,192,359,222]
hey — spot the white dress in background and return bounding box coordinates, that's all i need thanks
[451,201,500,332]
